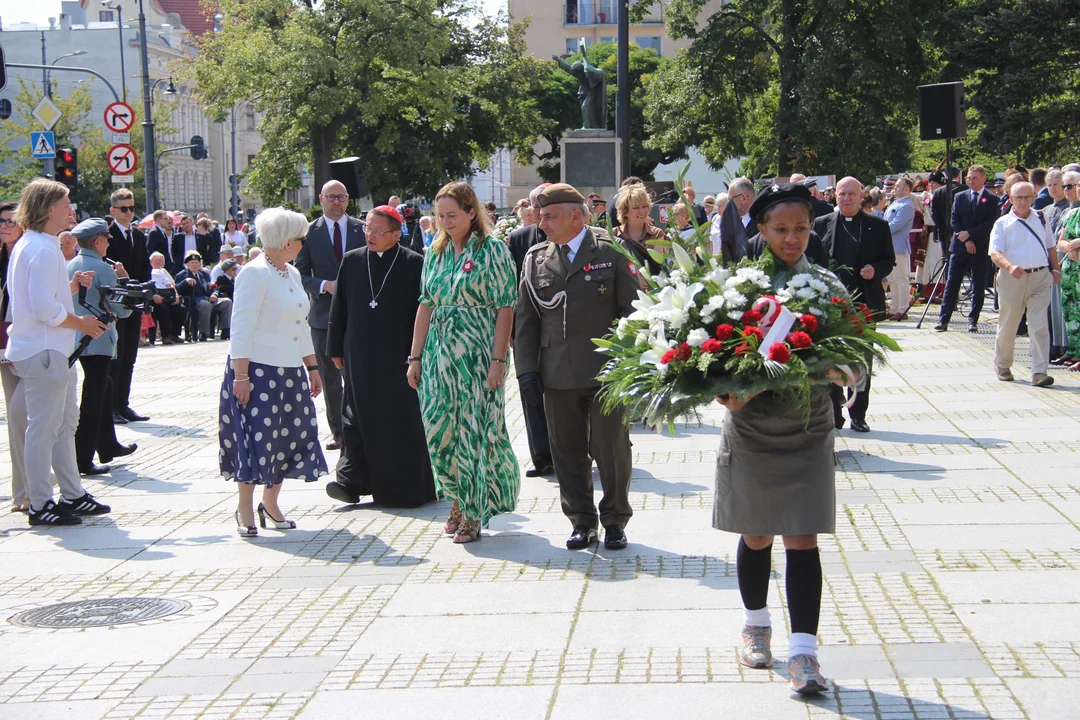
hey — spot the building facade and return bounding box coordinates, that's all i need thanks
[0,0,268,220]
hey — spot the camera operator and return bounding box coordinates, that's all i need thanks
[176,251,232,342]
[149,252,186,345]
[68,219,139,475]
[6,179,111,526]
[106,188,151,424]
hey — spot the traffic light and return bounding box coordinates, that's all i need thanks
[55,148,78,191]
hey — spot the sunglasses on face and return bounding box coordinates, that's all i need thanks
[1065,184,1077,191]
[113,205,136,213]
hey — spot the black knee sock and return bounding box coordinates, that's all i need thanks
[785,547,822,636]
[737,537,773,610]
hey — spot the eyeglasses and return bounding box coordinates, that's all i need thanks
[0,219,17,228]
[1065,184,1077,190]
[113,205,136,213]
[322,194,349,203]
[290,236,306,244]
[365,227,397,238]
[1012,195,1035,201]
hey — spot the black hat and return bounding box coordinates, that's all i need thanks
[747,183,814,223]
[929,171,946,184]
[798,177,818,189]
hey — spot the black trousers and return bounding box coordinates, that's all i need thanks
[152,301,186,340]
[939,247,989,324]
[76,355,120,467]
[111,312,142,411]
[518,378,552,469]
[310,327,343,439]
[544,387,633,530]
[830,373,872,424]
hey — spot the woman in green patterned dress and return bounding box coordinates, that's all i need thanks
[1056,190,1080,371]
[407,182,520,543]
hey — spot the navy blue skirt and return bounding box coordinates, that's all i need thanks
[219,359,329,486]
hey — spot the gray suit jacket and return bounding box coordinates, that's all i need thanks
[67,249,132,358]
[293,214,365,329]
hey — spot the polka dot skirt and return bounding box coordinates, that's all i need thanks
[219,359,329,486]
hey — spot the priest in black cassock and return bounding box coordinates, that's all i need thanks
[325,205,436,508]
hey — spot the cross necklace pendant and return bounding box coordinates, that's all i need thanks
[366,246,401,311]
[369,299,378,309]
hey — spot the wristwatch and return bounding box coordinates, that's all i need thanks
[407,355,422,366]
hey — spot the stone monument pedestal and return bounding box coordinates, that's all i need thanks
[561,129,621,194]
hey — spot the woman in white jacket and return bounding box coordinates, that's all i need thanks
[220,207,327,536]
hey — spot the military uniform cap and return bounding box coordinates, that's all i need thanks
[71,217,110,239]
[747,182,813,223]
[536,183,587,208]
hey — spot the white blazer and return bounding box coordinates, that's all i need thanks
[228,254,315,367]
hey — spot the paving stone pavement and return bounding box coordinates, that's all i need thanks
[1,317,1079,719]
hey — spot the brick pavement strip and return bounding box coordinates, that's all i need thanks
[0,323,1077,718]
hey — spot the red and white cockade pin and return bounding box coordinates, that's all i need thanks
[463,260,474,272]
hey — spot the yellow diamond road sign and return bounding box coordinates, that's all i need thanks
[32,97,62,131]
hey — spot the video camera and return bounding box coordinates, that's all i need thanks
[68,285,118,367]
[100,278,157,313]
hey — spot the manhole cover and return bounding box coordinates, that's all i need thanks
[9,597,191,628]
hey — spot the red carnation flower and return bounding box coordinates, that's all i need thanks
[789,331,813,349]
[674,342,693,362]
[715,324,735,340]
[743,326,765,342]
[799,314,819,334]
[701,338,723,354]
[831,297,847,305]
[860,304,874,321]
[767,342,791,363]
[741,309,763,326]
[661,349,676,365]
[734,343,752,357]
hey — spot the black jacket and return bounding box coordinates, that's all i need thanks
[814,211,896,317]
[106,222,151,282]
[175,268,215,301]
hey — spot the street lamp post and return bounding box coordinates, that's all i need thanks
[148,76,177,207]
[137,0,158,213]
[102,1,127,103]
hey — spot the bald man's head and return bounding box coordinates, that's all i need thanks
[835,177,863,217]
[320,180,349,221]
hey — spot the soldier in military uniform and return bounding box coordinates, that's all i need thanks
[514,184,639,550]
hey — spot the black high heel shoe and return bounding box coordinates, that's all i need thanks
[235,510,257,536]
[257,502,296,529]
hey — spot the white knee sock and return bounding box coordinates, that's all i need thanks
[743,606,771,628]
[788,632,817,658]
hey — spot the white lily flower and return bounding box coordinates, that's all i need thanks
[616,318,631,340]
[686,328,710,347]
[628,290,658,321]
[704,264,732,286]
[638,328,672,369]
[671,242,697,274]
[653,281,705,330]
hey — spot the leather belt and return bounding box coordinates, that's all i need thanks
[1023,267,1047,274]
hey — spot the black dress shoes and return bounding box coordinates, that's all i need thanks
[525,464,555,478]
[603,525,627,550]
[100,443,137,463]
[112,411,128,425]
[566,526,598,550]
[968,322,979,333]
[850,419,871,433]
[78,463,111,476]
[933,322,948,332]
[325,481,361,505]
[120,408,149,422]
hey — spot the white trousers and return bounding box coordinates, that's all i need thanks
[12,350,85,509]
[995,268,1052,376]
[887,254,910,315]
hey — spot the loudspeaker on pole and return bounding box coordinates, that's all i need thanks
[917,82,967,141]
[328,156,368,201]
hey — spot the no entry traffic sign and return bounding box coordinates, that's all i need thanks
[107,144,138,175]
[103,102,136,133]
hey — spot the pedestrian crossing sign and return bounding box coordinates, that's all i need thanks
[31,131,56,159]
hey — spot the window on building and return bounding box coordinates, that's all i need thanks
[635,36,662,55]
[600,36,615,44]
[99,10,115,22]
[565,37,592,56]
[245,109,256,131]
[246,154,256,169]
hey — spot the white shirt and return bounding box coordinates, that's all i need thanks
[183,233,197,256]
[114,220,133,245]
[228,254,315,367]
[709,212,723,256]
[740,212,751,229]
[5,229,76,361]
[210,264,225,284]
[151,267,175,289]
[563,225,588,263]
[989,209,1055,270]
[324,215,346,246]
[225,230,248,248]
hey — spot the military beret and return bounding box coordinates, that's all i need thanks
[70,217,110,239]
[747,183,814,223]
[536,183,587,208]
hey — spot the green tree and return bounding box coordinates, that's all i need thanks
[0,78,171,214]
[532,41,687,182]
[646,0,939,180]
[187,0,549,204]
[935,0,1080,166]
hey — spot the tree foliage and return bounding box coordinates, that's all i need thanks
[935,0,1080,166]
[646,0,940,180]
[0,80,169,214]
[187,0,550,203]
[532,41,688,182]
